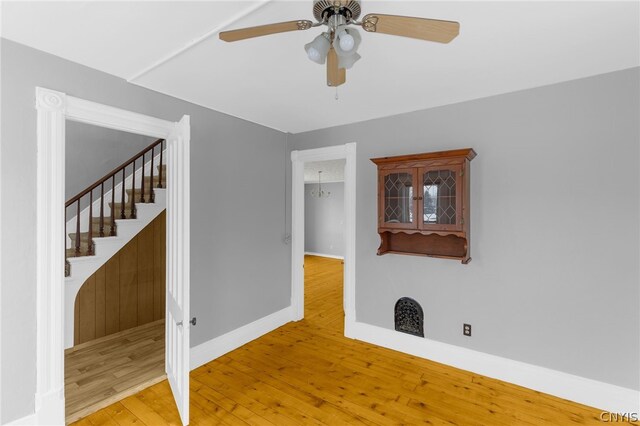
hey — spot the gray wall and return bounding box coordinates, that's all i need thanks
[290,67,640,390]
[305,182,344,257]
[65,122,156,200]
[0,39,290,423]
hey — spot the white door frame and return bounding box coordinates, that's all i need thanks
[290,143,356,337]
[34,87,190,424]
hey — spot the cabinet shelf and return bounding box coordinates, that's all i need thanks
[377,231,470,263]
[371,148,476,263]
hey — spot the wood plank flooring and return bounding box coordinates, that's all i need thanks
[71,255,621,425]
[65,319,166,424]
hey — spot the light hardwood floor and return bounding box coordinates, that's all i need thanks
[71,255,621,425]
[65,320,166,424]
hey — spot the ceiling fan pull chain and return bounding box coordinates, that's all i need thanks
[335,87,339,101]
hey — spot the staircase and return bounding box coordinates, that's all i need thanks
[64,138,167,349]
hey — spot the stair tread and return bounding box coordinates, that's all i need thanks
[68,231,115,241]
[110,201,161,209]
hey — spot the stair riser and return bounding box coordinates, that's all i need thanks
[66,245,93,258]
[108,203,137,219]
[125,189,157,203]
[90,224,117,236]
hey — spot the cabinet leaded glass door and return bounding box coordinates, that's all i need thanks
[418,165,463,231]
[380,169,418,229]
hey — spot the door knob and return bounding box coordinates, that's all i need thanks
[176,317,196,327]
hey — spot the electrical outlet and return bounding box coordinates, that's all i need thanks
[463,323,472,337]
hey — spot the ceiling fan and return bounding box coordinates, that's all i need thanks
[219,0,460,87]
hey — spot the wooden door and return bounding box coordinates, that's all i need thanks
[379,168,419,230]
[418,165,463,232]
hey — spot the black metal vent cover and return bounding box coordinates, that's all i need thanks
[394,297,424,337]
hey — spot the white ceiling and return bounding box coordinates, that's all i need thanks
[3,1,639,133]
[304,159,346,183]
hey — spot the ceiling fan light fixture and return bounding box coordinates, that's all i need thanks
[220,0,460,87]
[305,32,331,64]
[333,26,361,58]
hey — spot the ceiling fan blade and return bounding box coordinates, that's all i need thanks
[361,14,459,43]
[327,47,346,87]
[220,20,313,42]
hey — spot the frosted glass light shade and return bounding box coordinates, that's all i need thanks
[338,52,361,69]
[304,33,330,64]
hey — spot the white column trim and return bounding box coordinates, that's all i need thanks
[343,142,357,337]
[291,143,357,334]
[34,87,189,425]
[35,88,67,424]
[290,155,305,320]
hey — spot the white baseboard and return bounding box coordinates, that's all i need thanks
[190,306,294,370]
[6,412,37,425]
[11,311,635,424]
[304,251,344,260]
[349,321,639,415]
[7,389,64,425]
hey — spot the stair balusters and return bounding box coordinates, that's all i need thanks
[99,183,105,238]
[120,168,126,219]
[158,141,164,189]
[130,160,136,219]
[75,201,81,255]
[150,146,155,203]
[140,152,146,203]
[87,189,93,255]
[110,176,116,236]
[64,138,165,276]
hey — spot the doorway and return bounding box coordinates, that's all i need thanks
[34,88,191,425]
[290,143,356,337]
[303,160,346,331]
[64,208,167,422]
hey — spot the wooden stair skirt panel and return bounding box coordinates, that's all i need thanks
[74,211,166,346]
[378,231,468,260]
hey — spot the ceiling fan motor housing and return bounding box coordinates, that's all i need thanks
[313,0,362,23]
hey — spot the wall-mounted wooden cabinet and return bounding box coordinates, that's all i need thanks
[371,149,476,263]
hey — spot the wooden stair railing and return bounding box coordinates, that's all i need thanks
[65,138,165,275]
